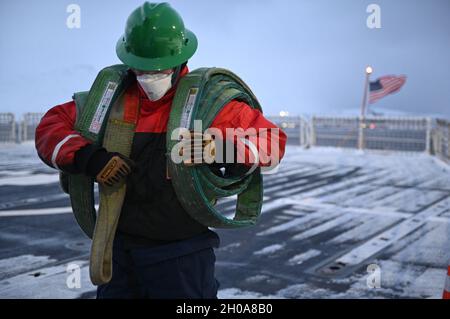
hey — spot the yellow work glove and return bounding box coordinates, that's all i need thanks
[95,155,133,187]
[179,131,216,166]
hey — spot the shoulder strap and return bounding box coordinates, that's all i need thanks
[66,66,140,286]
[72,91,89,116]
[64,65,134,239]
[74,65,132,143]
[89,83,139,285]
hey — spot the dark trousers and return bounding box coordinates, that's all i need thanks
[97,233,220,299]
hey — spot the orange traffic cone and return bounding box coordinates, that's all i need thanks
[444,265,450,299]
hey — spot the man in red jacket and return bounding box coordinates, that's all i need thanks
[36,2,286,299]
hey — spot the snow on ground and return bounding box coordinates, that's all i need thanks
[0,258,94,299]
[215,146,450,299]
[0,142,57,186]
[0,142,53,173]
[0,143,449,298]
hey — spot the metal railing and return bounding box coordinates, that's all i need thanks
[0,113,15,143]
[313,116,430,152]
[0,113,44,143]
[268,115,435,153]
[434,119,450,163]
[311,116,359,149]
[266,116,311,146]
[20,113,44,142]
[0,112,448,161]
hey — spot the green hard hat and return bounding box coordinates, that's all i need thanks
[116,2,197,71]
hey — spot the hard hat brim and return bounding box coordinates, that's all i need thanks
[115,29,198,71]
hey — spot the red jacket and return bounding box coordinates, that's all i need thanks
[36,65,287,240]
[36,66,286,173]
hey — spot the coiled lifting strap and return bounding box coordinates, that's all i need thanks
[167,68,264,228]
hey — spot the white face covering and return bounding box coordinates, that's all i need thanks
[136,72,173,101]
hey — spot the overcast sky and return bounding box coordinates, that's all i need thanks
[0,0,449,118]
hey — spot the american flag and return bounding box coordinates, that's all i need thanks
[369,75,407,104]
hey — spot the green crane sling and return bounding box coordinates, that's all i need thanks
[64,64,138,285]
[166,67,263,228]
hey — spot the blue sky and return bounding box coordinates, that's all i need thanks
[0,0,449,118]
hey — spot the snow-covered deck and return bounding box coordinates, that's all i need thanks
[0,143,449,298]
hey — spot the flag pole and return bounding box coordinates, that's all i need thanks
[358,66,373,150]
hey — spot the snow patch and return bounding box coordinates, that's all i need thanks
[0,255,56,279]
[287,249,321,266]
[254,244,285,256]
[0,260,95,299]
[244,275,270,284]
[218,288,279,299]
[0,173,59,186]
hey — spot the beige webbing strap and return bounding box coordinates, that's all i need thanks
[89,86,139,285]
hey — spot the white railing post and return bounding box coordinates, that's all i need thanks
[11,116,16,143]
[311,116,316,146]
[22,114,28,142]
[298,116,303,146]
[17,120,22,144]
[358,116,365,150]
[446,121,450,161]
[425,117,432,154]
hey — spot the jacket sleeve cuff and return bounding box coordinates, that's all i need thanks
[74,144,105,176]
